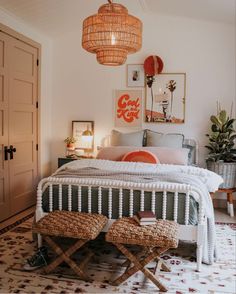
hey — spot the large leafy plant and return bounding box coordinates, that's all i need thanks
[205,110,236,162]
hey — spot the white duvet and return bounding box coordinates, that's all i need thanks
[58,159,223,192]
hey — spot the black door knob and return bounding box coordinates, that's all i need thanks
[9,145,16,160]
[4,145,16,160]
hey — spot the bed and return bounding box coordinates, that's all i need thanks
[35,148,223,272]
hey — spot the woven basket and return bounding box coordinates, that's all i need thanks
[207,161,236,188]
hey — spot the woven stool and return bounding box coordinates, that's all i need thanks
[33,211,107,281]
[106,217,179,292]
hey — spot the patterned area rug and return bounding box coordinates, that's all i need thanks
[0,219,235,294]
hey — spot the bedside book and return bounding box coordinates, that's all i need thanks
[134,211,157,226]
[136,211,156,221]
[134,216,156,226]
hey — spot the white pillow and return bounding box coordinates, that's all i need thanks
[97,146,189,165]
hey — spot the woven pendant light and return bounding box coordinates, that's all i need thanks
[82,0,142,66]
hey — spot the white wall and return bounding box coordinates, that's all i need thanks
[0,8,53,177]
[51,13,235,171]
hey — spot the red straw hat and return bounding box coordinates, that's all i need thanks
[144,55,164,76]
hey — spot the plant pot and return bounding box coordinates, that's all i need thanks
[66,143,75,151]
[206,161,236,189]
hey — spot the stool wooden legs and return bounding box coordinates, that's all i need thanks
[121,248,171,272]
[227,192,234,217]
[211,188,235,217]
[43,236,92,282]
[112,243,169,292]
[154,256,171,273]
[37,234,42,248]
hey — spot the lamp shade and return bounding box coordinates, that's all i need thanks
[82,1,142,66]
[82,129,93,150]
[82,129,93,136]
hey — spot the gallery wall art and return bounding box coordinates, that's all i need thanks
[72,120,94,151]
[145,73,186,123]
[115,90,142,127]
[127,64,145,87]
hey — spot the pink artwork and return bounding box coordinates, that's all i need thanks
[145,73,186,124]
[115,90,142,127]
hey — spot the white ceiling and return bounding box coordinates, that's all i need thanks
[144,0,236,24]
[0,0,235,38]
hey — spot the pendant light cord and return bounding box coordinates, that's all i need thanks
[108,0,113,12]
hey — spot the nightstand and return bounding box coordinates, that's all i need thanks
[58,157,77,168]
[211,188,236,217]
[58,156,95,168]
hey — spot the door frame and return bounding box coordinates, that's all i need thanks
[0,22,41,180]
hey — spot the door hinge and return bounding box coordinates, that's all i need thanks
[36,101,38,108]
[37,59,39,66]
[36,144,38,151]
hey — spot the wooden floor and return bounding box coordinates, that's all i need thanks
[0,206,35,230]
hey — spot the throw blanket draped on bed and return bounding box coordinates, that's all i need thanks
[51,159,223,265]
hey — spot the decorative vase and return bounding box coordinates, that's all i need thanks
[65,143,75,157]
[206,161,236,189]
[66,143,75,151]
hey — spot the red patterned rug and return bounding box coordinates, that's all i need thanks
[0,219,235,293]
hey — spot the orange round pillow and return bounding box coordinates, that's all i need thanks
[121,150,159,164]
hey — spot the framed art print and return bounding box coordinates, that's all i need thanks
[127,64,145,87]
[72,120,94,151]
[115,90,142,127]
[145,73,186,123]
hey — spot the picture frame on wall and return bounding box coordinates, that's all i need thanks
[114,90,142,127]
[72,120,94,151]
[127,64,145,87]
[145,73,186,124]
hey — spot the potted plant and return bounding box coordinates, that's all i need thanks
[64,137,77,150]
[205,109,236,188]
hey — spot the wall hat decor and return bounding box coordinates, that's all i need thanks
[144,55,164,76]
[82,0,142,66]
[144,55,165,121]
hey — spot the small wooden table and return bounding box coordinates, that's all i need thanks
[211,188,236,217]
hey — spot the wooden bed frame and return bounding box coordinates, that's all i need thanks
[36,176,206,271]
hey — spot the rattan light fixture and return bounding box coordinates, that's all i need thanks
[82,0,142,66]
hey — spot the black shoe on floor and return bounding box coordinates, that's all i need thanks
[24,246,49,271]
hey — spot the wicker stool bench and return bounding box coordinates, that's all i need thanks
[106,217,179,292]
[33,210,107,281]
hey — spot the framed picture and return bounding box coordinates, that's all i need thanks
[114,90,142,127]
[72,121,94,151]
[127,64,145,87]
[145,73,186,123]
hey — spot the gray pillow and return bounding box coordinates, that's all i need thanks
[146,130,184,148]
[111,130,144,147]
[183,144,195,165]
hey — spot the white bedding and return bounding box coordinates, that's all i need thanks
[57,159,223,192]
